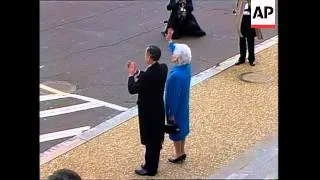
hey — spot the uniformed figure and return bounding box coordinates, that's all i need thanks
[233,0,263,66]
[163,0,206,39]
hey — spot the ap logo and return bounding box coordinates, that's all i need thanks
[251,0,276,28]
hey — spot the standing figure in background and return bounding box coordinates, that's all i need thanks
[233,0,263,66]
[163,0,206,39]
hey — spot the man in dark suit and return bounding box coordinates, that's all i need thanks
[127,45,168,176]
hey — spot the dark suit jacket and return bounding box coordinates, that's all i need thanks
[128,62,168,145]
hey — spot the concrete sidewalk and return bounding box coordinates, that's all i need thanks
[40,41,278,179]
[209,134,278,179]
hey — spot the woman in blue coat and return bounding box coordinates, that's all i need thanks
[165,28,192,163]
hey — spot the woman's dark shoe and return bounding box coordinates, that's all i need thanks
[168,154,186,163]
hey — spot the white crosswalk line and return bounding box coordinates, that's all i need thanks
[40,126,90,143]
[69,94,128,111]
[40,94,70,102]
[39,83,129,112]
[40,84,68,95]
[40,102,103,118]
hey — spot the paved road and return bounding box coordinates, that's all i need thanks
[39,0,278,153]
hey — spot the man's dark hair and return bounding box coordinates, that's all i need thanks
[147,45,161,61]
[47,169,81,180]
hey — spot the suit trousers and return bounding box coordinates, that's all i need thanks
[239,35,255,62]
[239,15,255,62]
[144,143,161,174]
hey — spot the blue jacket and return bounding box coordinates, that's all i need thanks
[165,63,191,141]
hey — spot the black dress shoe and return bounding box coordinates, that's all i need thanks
[249,61,256,66]
[235,60,245,65]
[168,154,187,163]
[135,168,156,176]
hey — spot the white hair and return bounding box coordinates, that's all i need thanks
[173,43,192,65]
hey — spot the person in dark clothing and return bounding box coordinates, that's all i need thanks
[127,45,168,176]
[233,0,263,66]
[163,0,206,39]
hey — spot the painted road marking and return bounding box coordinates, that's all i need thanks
[40,84,128,113]
[40,102,103,118]
[40,94,70,102]
[40,84,68,95]
[69,94,128,111]
[40,126,91,143]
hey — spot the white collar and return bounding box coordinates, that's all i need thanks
[147,61,157,69]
